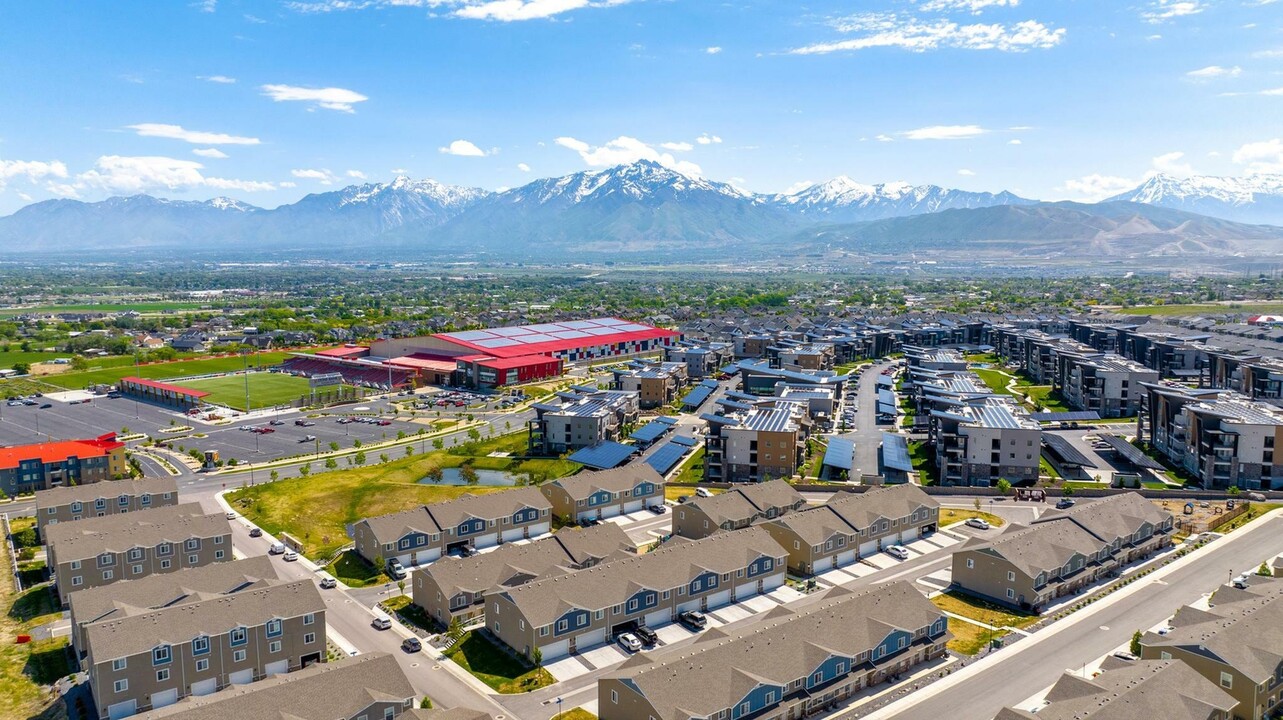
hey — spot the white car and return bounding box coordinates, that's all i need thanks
[964,518,991,530]
[225,511,237,520]
[695,487,713,498]
[1232,573,1250,589]
[885,545,910,560]
[617,632,643,652]
[283,551,299,562]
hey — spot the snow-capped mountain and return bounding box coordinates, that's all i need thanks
[768,176,1035,222]
[1106,173,1283,225]
[498,159,751,207]
[271,176,489,235]
[206,196,261,212]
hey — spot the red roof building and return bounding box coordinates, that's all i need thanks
[0,433,129,494]
[118,376,210,410]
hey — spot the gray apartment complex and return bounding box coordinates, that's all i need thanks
[671,479,807,539]
[528,388,641,454]
[539,465,664,524]
[35,476,180,537]
[995,658,1237,720]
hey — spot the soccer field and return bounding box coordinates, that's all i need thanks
[182,373,314,411]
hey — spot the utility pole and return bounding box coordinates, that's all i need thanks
[243,350,250,415]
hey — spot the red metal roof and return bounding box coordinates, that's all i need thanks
[473,354,564,370]
[434,318,678,359]
[0,434,125,470]
[119,376,211,397]
[316,345,370,358]
[386,354,458,373]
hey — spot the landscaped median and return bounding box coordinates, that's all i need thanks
[444,631,554,694]
[938,508,1005,529]
[930,590,1038,656]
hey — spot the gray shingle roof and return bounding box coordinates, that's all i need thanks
[46,503,229,562]
[36,476,178,508]
[84,579,323,661]
[359,487,551,543]
[134,652,414,720]
[1142,577,1283,684]
[545,465,663,501]
[766,484,937,545]
[994,660,1239,720]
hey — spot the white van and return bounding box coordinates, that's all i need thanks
[269,542,286,555]
[371,613,392,631]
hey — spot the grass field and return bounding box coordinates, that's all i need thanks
[938,509,1005,528]
[1113,302,1283,317]
[39,351,294,390]
[931,590,1039,630]
[227,431,581,559]
[445,631,554,694]
[182,372,313,410]
[0,301,215,317]
[946,617,1009,656]
[0,529,72,720]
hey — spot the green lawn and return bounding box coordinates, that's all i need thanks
[557,710,599,720]
[325,551,388,587]
[0,551,71,720]
[946,617,1009,656]
[182,372,314,410]
[445,632,554,694]
[227,431,581,560]
[39,351,294,390]
[972,368,1014,396]
[938,509,1005,528]
[0,301,214,317]
[931,590,1040,629]
[1217,503,1283,533]
[672,446,705,484]
[1114,302,1283,317]
[1024,385,1071,412]
[907,440,938,484]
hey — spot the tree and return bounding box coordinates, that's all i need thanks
[329,441,339,452]
[299,464,310,477]
[353,438,362,449]
[379,453,389,464]
[397,579,406,596]
[405,445,414,457]
[420,697,434,709]
[325,457,338,470]
[531,646,543,667]
[1227,485,1241,496]
[460,464,479,485]
[1062,485,1075,497]
[1129,630,1142,656]
[973,497,981,512]
[467,427,481,442]
[354,451,366,466]
[270,470,279,482]
[426,467,444,484]
[70,355,89,371]
[1259,561,1274,577]
[11,362,29,375]
[433,438,444,451]
[995,478,1012,495]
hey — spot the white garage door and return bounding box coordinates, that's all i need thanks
[761,573,784,592]
[859,539,879,557]
[229,668,254,685]
[735,581,758,601]
[501,527,525,542]
[393,551,414,567]
[623,500,644,514]
[577,628,607,650]
[676,598,701,614]
[541,639,570,661]
[107,700,137,720]
[813,556,833,573]
[529,521,551,538]
[836,550,856,567]
[264,659,289,676]
[908,526,923,540]
[150,689,179,710]
[705,589,732,610]
[599,505,622,520]
[190,678,218,696]
[645,608,670,628]
[474,533,499,550]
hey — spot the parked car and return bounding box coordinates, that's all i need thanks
[269,419,285,426]
[678,610,707,631]
[301,435,316,442]
[401,637,422,653]
[249,527,263,538]
[1112,651,1138,661]
[294,419,310,426]
[964,518,991,530]
[225,511,237,520]
[648,504,668,514]
[695,487,713,498]
[371,615,392,630]
[1232,573,1250,589]
[617,632,643,652]
[580,517,601,527]
[269,542,287,555]
[1056,499,1076,509]
[39,403,52,409]
[676,495,689,504]
[633,626,658,646]
[885,545,910,560]
[283,551,299,562]
[318,574,337,589]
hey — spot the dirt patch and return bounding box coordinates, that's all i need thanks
[28,363,68,376]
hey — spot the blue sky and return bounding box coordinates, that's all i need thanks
[0,0,1280,214]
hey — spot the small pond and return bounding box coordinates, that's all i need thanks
[418,467,518,486]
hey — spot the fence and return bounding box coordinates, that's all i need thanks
[2,513,22,593]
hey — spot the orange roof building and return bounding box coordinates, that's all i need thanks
[0,433,128,495]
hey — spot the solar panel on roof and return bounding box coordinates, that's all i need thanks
[519,334,558,344]
[671,435,699,447]
[881,433,912,472]
[448,330,495,341]
[568,441,637,470]
[630,419,677,444]
[1098,435,1165,470]
[823,437,855,471]
[616,323,650,332]
[583,327,619,336]
[476,337,522,348]
[562,321,598,329]
[645,443,689,475]
[1030,411,1101,422]
[525,324,564,333]
[551,330,591,340]
[682,385,715,407]
[491,326,534,337]
[1042,434,1096,468]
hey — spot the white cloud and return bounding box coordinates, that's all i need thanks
[902,124,987,140]
[919,0,1020,13]
[875,134,895,142]
[279,181,298,188]
[202,75,237,84]
[291,168,338,184]
[1151,151,1195,176]
[1142,0,1206,23]
[791,13,1064,54]
[128,123,260,145]
[1186,65,1242,80]
[554,135,703,175]
[517,163,531,172]
[438,140,488,157]
[1008,139,1022,145]
[0,159,69,191]
[346,170,367,179]
[192,0,217,12]
[781,180,815,195]
[1008,125,1033,131]
[1233,138,1283,174]
[957,168,976,176]
[17,192,31,201]
[1059,174,1136,202]
[696,134,722,145]
[705,46,723,54]
[45,182,80,198]
[77,155,274,194]
[452,0,633,22]
[1146,34,1163,40]
[243,13,267,23]
[391,167,409,174]
[260,84,368,112]
[1253,49,1283,59]
[192,148,229,159]
[660,142,694,151]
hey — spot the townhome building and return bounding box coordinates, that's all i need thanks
[702,399,812,483]
[995,658,1238,720]
[1140,384,1283,491]
[133,653,422,720]
[927,395,1041,487]
[540,465,664,524]
[528,388,640,455]
[352,487,552,570]
[610,361,689,409]
[45,503,232,602]
[952,492,1174,612]
[598,581,949,720]
[36,476,180,537]
[672,479,806,539]
[488,527,788,662]
[664,342,734,378]
[761,484,940,575]
[1139,577,1283,720]
[85,578,326,720]
[1055,351,1158,418]
[0,433,129,497]
[413,523,634,629]
[68,556,279,658]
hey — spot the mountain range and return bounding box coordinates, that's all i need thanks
[1,161,1280,260]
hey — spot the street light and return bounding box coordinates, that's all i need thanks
[554,697,562,720]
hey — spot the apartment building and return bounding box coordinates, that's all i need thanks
[702,399,812,483]
[774,342,835,371]
[664,342,734,378]
[995,658,1238,720]
[352,487,552,569]
[528,388,640,455]
[540,465,664,524]
[610,361,688,409]
[672,479,806,539]
[904,346,969,373]
[599,581,949,720]
[734,360,851,397]
[1204,349,1283,404]
[762,484,939,575]
[1056,352,1159,418]
[1140,384,1283,490]
[133,653,420,720]
[85,579,326,719]
[952,492,1174,612]
[68,556,279,658]
[1140,577,1283,720]
[45,503,232,602]
[36,476,179,537]
[0,433,128,497]
[488,527,788,661]
[734,333,777,359]
[413,523,633,628]
[927,396,1041,487]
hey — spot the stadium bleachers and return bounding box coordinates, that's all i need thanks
[282,356,412,391]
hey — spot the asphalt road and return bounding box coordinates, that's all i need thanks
[832,360,898,478]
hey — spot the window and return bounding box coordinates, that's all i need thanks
[303,613,315,626]
[1006,588,1015,599]
[131,564,143,575]
[611,691,618,704]
[157,543,172,556]
[1220,672,1233,689]
[230,627,247,646]
[266,619,282,637]
[214,550,224,560]
[112,658,127,671]
[385,709,395,720]
[192,636,209,655]
[966,559,974,569]
[113,679,128,693]
[1160,651,1172,660]
[128,547,143,561]
[102,570,114,580]
[233,649,246,662]
[97,554,115,568]
[71,576,83,587]
[156,669,170,682]
[188,554,198,564]
[304,632,316,644]
[70,560,81,571]
[269,640,282,653]
[185,538,200,551]
[1007,571,1015,582]
[160,559,171,569]
[153,645,171,666]
[214,536,223,544]
[196,658,209,672]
